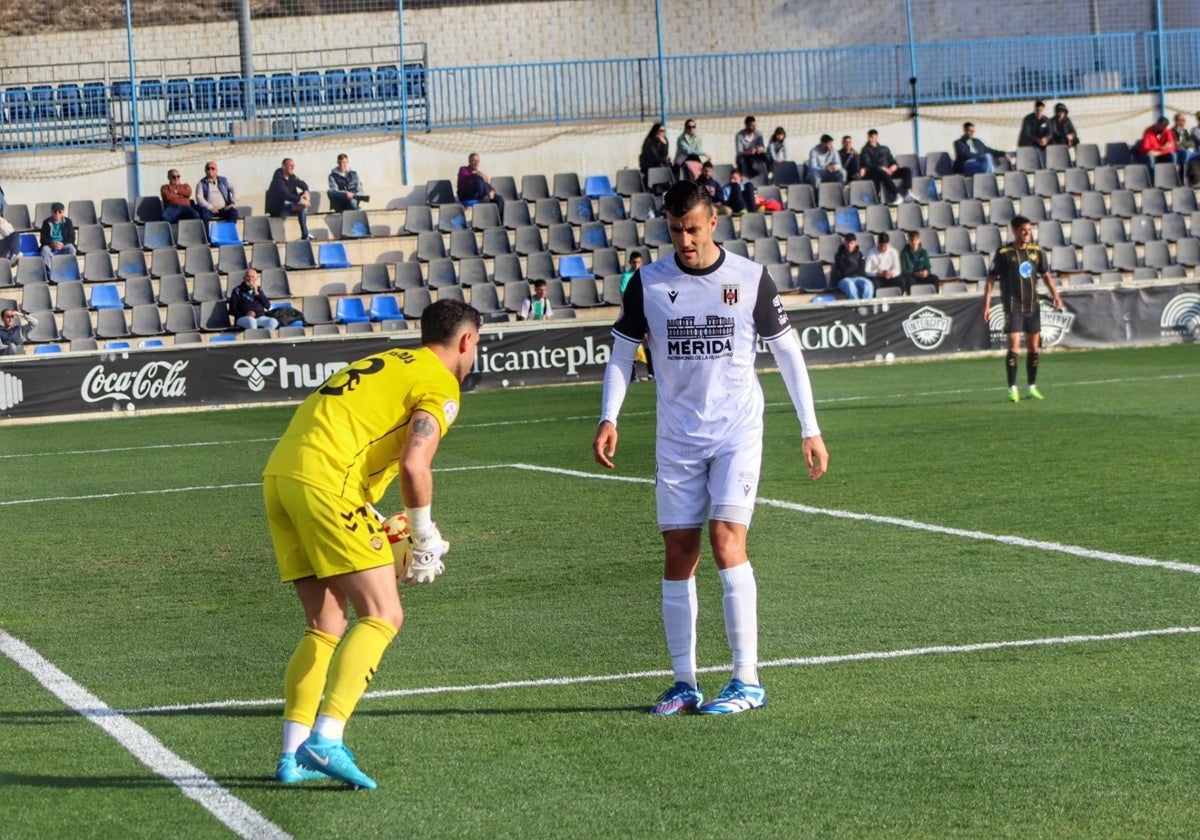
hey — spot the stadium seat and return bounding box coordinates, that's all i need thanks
[458,258,488,287]
[566,197,595,226]
[285,241,317,270]
[33,344,64,355]
[157,274,190,305]
[4,205,33,232]
[131,304,165,336]
[62,309,95,340]
[348,67,375,101]
[341,209,372,238]
[584,175,618,199]
[325,69,348,103]
[209,221,242,247]
[116,249,149,280]
[415,231,447,262]
[526,251,556,281]
[558,254,594,280]
[402,286,432,319]
[209,333,239,343]
[53,281,86,312]
[426,258,458,288]
[81,252,117,284]
[771,210,801,239]
[368,295,405,322]
[533,198,564,227]
[301,295,334,325]
[448,229,481,260]
[629,193,659,222]
[502,201,532,230]
[470,203,502,231]
[318,243,352,269]
[833,207,862,234]
[49,254,81,284]
[468,282,503,315]
[553,173,583,200]
[438,203,468,233]
[142,221,175,251]
[251,242,282,272]
[260,267,292,298]
[579,221,609,251]
[751,238,783,265]
[394,262,425,290]
[425,180,455,207]
[336,298,370,324]
[175,219,208,249]
[785,235,815,264]
[81,81,108,117]
[95,307,130,338]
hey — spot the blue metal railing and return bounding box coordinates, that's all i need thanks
[2,30,1197,155]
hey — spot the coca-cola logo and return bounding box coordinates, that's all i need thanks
[81,361,189,404]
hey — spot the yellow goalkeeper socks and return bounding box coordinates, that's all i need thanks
[318,616,398,724]
[283,627,340,728]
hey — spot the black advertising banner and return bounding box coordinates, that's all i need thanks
[1,284,1196,421]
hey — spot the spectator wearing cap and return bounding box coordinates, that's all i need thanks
[39,202,76,271]
[161,169,200,223]
[1048,103,1079,148]
[806,133,845,190]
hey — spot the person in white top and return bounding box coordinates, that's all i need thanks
[806,133,845,191]
[592,180,828,717]
[865,232,902,288]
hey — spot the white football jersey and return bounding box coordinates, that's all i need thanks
[613,248,791,446]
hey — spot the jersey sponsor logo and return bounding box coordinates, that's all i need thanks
[443,399,459,426]
[902,306,953,350]
[722,284,740,306]
[1159,292,1200,339]
[233,357,278,392]
[665,314,734,359]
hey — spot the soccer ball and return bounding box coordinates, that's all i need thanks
[381,512,413,580]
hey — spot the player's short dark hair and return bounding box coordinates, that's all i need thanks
[1010,215,1032,230]
[745,115,756,126]
[963,121,974,131]
[867,129,879,137]
[421,298,482,346]
[820,134,833,143]
[1035,99,1045,108]
[663,180,713,218]
[877,232,890,244]
[842,233,857,243]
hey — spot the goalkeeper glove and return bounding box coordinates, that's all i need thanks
[406,524,449,585]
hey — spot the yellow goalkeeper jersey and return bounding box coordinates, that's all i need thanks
[263,346,461,503]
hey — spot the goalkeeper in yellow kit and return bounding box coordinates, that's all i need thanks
[262,298,482,789]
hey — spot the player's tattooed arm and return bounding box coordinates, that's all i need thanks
[409,414,438,447]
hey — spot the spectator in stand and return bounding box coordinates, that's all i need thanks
[519,279,552,321]
[266,158,313,241]
[228,268,280,331]
[864,232,901,297]
[0,213,17,266]
[839,135,859,181]
[899,230,938,295]
[1133,117,1177,170]
[735,115,769,180]
[1,308,38,355]
[327,154,367,213]
[0,184,7,213]
[620,251,644,295]
[858,129,913,205]
[1018,100,1052,151]
[620,252,653,382]
[39,202,76,271]
[1171,113,1199,183]
[767,126,789,170]
[723,169,758,216]
[953,122,1011,175]
[831,233,873,300]
[1048,103,1079,148]
[674,119,709,174]
[695,161,726,213]
[161,169,200,224]
[806,133,845,191]
[194,161,240,225]
[456,152,505,215]
[639,123,672,181]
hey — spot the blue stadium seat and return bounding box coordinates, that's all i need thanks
[82,81,108,117]
[5,87,30,120]
[166,79,192,112]
[583,175,618,198]
[209,334,238,343]
[325,69,348,104]
[89,284,124,310]
[375,65,400,99]
[192,77,217,110]
[369,295,405,322]
[558,255,594,280]
[209,221,243,247]
[138,339,166,348]
[31,85,57,119]
[17,233,39,257]
[218,76,243,109]
[34,344,63,355]
[336,297,370,324]
[348,68,374,101]
[138,79,165,102]
[297,72,323,105]
[318,243,352,269]
[57,84,83,118]
[271,73,295,106]
[111,80,133,101]
[252,75,270,108]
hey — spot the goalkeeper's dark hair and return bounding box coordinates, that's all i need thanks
[421,298,482,346]
[662,180,713,219]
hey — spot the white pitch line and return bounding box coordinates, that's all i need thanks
[0,483,261,507]
[0,629,291,840]
[507,463,1200,575]
[121,625,1200,716]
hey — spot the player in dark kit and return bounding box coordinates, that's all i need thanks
[982,215,1063,401]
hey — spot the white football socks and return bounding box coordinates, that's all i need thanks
[281,720,311,755]
[661,577,698,688]
[719,562,759,685]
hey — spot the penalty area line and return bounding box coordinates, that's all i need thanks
[122,625,1200,715]
[0,629,291,840]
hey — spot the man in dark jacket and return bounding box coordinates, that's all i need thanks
[831,233,873,299]
[953,122,1010,175]
[266,158,312,240]
[39,202,76,271]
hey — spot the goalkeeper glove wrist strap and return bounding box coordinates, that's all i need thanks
[406,504,433,540]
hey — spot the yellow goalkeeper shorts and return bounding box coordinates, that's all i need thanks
[264,475,394,583]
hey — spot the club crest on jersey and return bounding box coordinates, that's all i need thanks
[722,284,740,306]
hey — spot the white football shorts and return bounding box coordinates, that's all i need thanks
[655,436,763,531]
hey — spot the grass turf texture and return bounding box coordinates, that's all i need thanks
[1,343,1198,838]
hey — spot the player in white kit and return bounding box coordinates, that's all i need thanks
[593,180,828,715]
